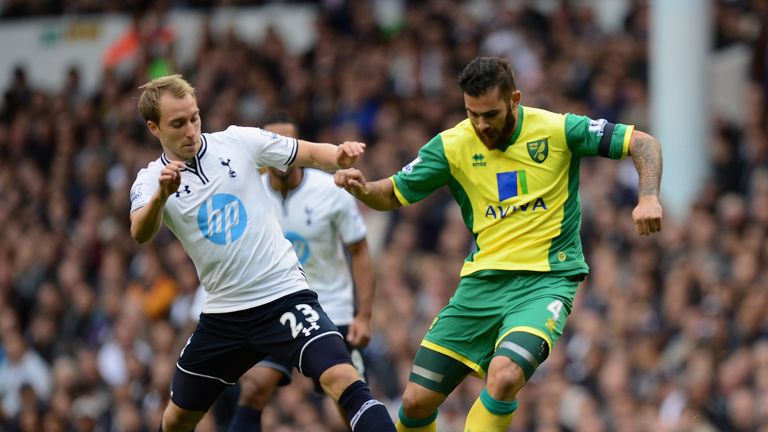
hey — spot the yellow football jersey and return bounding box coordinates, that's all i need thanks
[391,105,633,277]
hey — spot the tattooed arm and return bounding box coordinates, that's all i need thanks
[628,130,663,235]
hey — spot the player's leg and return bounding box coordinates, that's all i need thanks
[162,310,263,431]
[303,329,394,431]
[396,346,472,432]
[464,273,578,431]
[161,358,241,432]
[229,360,291,432]
[160,400,206,431]
[266,290,395,431]
[321,326,368,432]
[463,338,534,431]
[396,275,502,431]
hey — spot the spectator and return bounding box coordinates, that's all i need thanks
[0,330,51,418]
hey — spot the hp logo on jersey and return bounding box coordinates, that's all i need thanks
[197,193,247,245]
[284,231,310,264]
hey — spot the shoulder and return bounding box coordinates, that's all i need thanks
[437,119,482,163]
[305,168,334,182]
[522,106,567,127]
[133,158,163,181]
[439,119,476,147]
[518,106,570,141]
[304,169,351,201]
[205,125,271,144]
[523,106,566,121]
[203,125,240,144]
[304,169,340,193]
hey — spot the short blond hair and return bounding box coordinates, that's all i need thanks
[137,74,196,123]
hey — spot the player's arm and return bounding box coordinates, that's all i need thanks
[334,169,402,211]
[565,115,663,235]
[627,130,663,235]
[345,238,374,347]
[130,161,184,244]
[293,140,366,171]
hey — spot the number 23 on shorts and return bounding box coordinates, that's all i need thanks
[280,303,321,338]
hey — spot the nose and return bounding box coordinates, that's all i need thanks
[184,121,196,138]
[477,118,489,132]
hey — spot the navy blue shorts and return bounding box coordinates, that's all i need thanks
[170,290,351,411]
[258,324,368,389]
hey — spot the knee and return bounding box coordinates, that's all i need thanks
[238,368,281,409]
[486,358,526,399]
[400,385,440,419]
[162,402,204,431]
[238,378,269,409]
[319,364,359,400]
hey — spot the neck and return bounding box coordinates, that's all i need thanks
[162,145,194,163]
[270,168,304,197]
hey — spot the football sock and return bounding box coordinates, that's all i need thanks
[338,380,395,431]
[464,388,517,431]
[395,406,437,432]
[229,405,262,432]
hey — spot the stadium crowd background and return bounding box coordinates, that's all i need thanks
[1,0,767,431]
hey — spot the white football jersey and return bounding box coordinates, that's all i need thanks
[261,169,366,325]
[130,126,308,313]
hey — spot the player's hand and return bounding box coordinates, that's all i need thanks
[347,315,371,348]
[632,195,663,235]
[158,161,185,200]
[334,169,369,197]
[336,141,366,169]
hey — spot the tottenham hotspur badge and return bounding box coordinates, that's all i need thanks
[219,157,237,177]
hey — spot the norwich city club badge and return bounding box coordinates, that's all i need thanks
[527,139,549,163]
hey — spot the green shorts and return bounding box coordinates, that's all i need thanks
[421,271,579,378]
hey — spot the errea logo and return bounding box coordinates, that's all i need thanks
[472,153,486,167]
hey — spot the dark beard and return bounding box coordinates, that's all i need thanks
[475,106,516,150]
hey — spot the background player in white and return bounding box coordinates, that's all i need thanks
[229,113,375,431]
[128,75,395,432]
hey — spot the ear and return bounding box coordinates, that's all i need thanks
[511,90,522,107]
[147,121,160,138]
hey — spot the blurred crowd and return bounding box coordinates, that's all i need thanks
[1,0,768,431]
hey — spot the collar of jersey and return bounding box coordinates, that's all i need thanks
[160,134,208,171]
[497,105,525,153]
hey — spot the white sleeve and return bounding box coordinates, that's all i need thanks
[334,188,367,245]
[228,125,298,170]
[129,168,159,213]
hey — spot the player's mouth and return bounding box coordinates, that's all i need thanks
[480,131,497,144]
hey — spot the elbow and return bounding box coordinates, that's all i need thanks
[131,233,147,245]
[631,130,661,148]
[374,203,400,211]
[130,225,150,244]
[373,201,401,211]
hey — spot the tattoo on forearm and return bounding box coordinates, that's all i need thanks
[631,137,663,196]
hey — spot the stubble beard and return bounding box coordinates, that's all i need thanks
[475,105,516,150]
